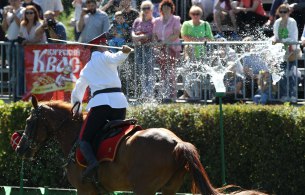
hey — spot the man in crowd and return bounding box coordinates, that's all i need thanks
[35,10,67,43]
[2,0,25,42]
[233,0,268,35]
[77,0,110,43]
[214,0,239,39]
[1,0,25,97]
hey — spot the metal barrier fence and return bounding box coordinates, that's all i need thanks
[0,41,304,103]
[0,41,23,102]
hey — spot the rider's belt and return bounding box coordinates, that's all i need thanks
[92,88,122,98]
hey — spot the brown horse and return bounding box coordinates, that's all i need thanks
[15,96,268,195]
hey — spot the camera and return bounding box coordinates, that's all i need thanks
[47,18,56,27]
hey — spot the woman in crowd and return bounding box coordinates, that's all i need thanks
[152,0,181,101]
[272,3,299,103]
[181,5,213,61]
[19,5,46,45]
[179,5,213,99]
[22,0,43,19]
[18,5,45,96]
[132,0,155,99]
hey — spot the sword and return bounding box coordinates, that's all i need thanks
[48,38,125,50]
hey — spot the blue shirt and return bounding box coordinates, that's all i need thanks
[115,23,129,37]
[242,54,268,75]
[46,22,67,43]
[78,10,110,43]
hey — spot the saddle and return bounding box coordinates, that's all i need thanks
[98,118,138,141]
[76,119,142,167]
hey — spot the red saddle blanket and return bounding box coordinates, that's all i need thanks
[76,124,142,167]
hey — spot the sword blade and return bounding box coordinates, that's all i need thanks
[48,38,123,50]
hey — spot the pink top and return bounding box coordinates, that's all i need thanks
[132,17,154,41]
[153,15,181,52]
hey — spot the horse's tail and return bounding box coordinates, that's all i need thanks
[174,141,219,195]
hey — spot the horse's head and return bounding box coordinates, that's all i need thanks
[15,95,52,159]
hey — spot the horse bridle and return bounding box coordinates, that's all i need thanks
[22,105,69,150]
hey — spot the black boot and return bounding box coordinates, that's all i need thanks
[79,141,99,180]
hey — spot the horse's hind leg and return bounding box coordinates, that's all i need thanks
[161,168,186,195]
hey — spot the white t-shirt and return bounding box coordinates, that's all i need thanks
[6,7,25,40]
[19,21,47,43]
[34,0,64,14]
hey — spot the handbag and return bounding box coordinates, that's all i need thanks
[288,48,303,62]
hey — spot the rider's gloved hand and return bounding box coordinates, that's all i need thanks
[122,45,133,54]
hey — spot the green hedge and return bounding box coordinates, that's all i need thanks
[0,101,70,188]
[1,101,305,194]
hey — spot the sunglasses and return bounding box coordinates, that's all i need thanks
[25,11,34,15]
[279,10,288,14]
[191,12,201,16]
[141,7,151,10]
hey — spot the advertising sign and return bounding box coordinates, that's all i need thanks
[24,44,90,101]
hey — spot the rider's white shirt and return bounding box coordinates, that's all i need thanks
[71,50,129,110]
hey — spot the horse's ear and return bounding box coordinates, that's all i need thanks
[31,95,38,109]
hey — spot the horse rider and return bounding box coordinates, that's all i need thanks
[71,33,132,180]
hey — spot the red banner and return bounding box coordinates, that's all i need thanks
[24,44,91,102]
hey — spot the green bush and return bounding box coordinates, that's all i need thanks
[129,104,305,194]
[1,102,305,194]
[0,102,71,188]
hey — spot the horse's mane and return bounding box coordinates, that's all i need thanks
[41,100,87,120]
[42,100,72,112]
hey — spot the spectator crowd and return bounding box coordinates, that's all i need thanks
[0,0,305,104]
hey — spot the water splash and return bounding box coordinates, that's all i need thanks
[179,39,286,95]
[121,40,286,103]
[201,57,234,93]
